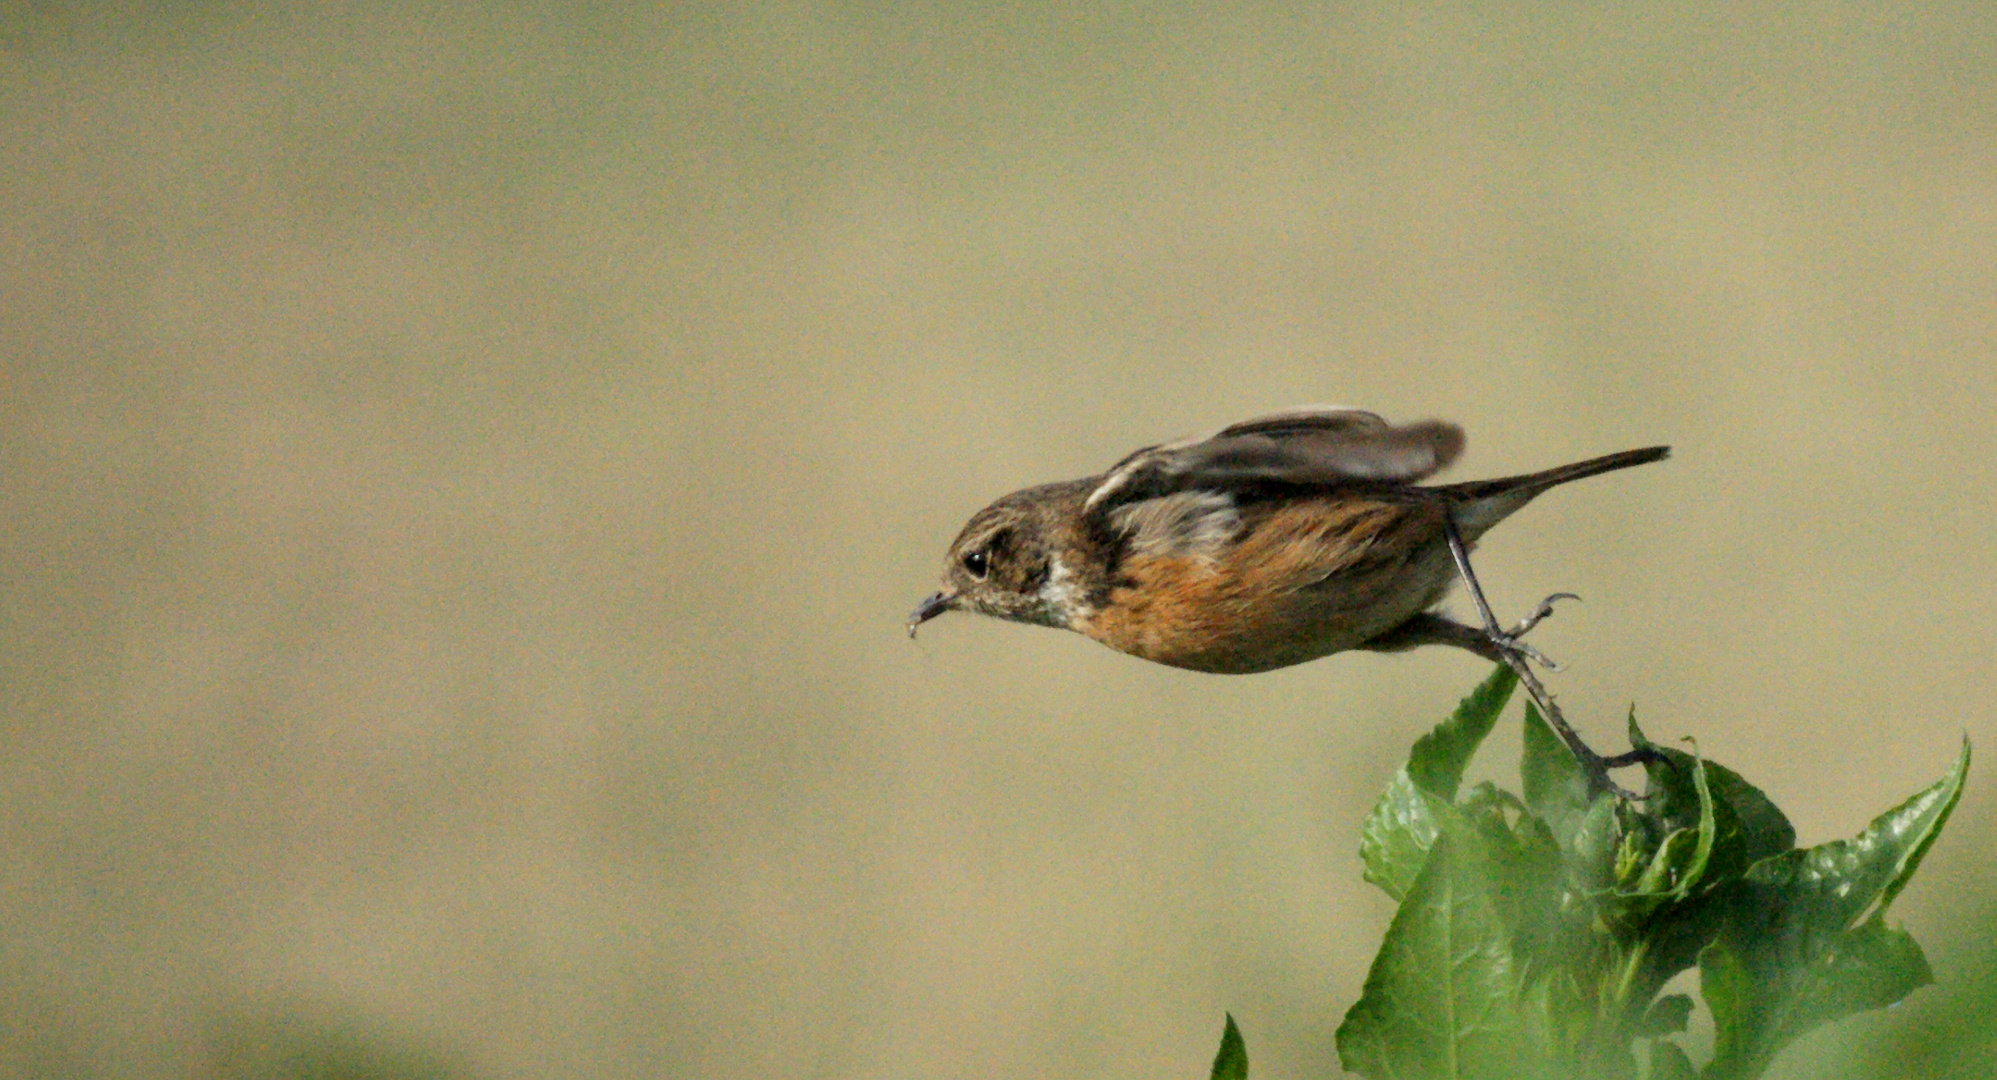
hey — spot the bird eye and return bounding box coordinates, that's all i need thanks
[962,549,989,579]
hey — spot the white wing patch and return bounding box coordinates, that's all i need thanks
[1109,491,1240,560]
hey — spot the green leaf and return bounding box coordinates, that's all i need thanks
[1521,701,1591,849]
[1629,714,1794,877]
[1618,888,1731,1030]
[1592,722,1789,1002]
[1460,781,1527,836]
[1633,994,1693,1037]
[1359,664,1517,900]
[1208,1014,1247,1080]
[1568,795,1624,893]
[1504,813,1589,978]
[1743,736,1967,928]
[1688,758,1791,868]
[1702,922,1933,1080]
[1408,663,1518,800]
[1610,755,1717,919]
[1662,753,1716,899]
[1876,736,1972,911]
[1699,739,1970,1079]
[1360,771,1445,901]
[1516,970,1592,1066]
[1645,1039,1698,1080]
[1697,938,1755,1069]
[1337,828,1553,1080]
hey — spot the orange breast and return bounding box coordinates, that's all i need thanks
[1077,496,1455,673]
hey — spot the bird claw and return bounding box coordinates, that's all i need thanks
[1484,593,1579,671]
[1509,592,1580,638]
[1490,633,1565,673]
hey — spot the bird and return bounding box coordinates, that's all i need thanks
[908,406,1667,678]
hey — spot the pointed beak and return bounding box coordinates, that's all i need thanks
[907,590,957,638]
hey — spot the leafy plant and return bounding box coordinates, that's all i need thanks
[1202,665,1969,1080]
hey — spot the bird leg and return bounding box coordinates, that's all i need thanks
[1440,513,1652,799]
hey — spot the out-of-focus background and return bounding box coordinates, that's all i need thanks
[3,5,1993,1078]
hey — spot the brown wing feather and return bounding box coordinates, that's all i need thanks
[1084,407,1464,517]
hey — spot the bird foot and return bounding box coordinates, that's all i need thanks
[1483,593,1580,672]
[1509,592,1579,638]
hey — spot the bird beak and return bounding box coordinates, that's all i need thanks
[907,590,957,638]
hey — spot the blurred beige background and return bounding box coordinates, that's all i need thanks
[3,4,1993,1078]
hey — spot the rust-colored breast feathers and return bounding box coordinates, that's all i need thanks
[1079,495,1448,673]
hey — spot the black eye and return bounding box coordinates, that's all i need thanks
[962,549,989,579]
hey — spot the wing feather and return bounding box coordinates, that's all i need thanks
[1084,407,1464,516]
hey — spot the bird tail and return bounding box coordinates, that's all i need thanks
[1442,445,1670,538]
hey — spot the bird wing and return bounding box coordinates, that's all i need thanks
[1083,406,1464,518]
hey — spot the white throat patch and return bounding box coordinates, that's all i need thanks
[1039,555,1086,619]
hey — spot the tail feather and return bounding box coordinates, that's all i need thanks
[1443,445,1670,537]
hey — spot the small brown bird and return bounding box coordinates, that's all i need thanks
[908,407,1667,675]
